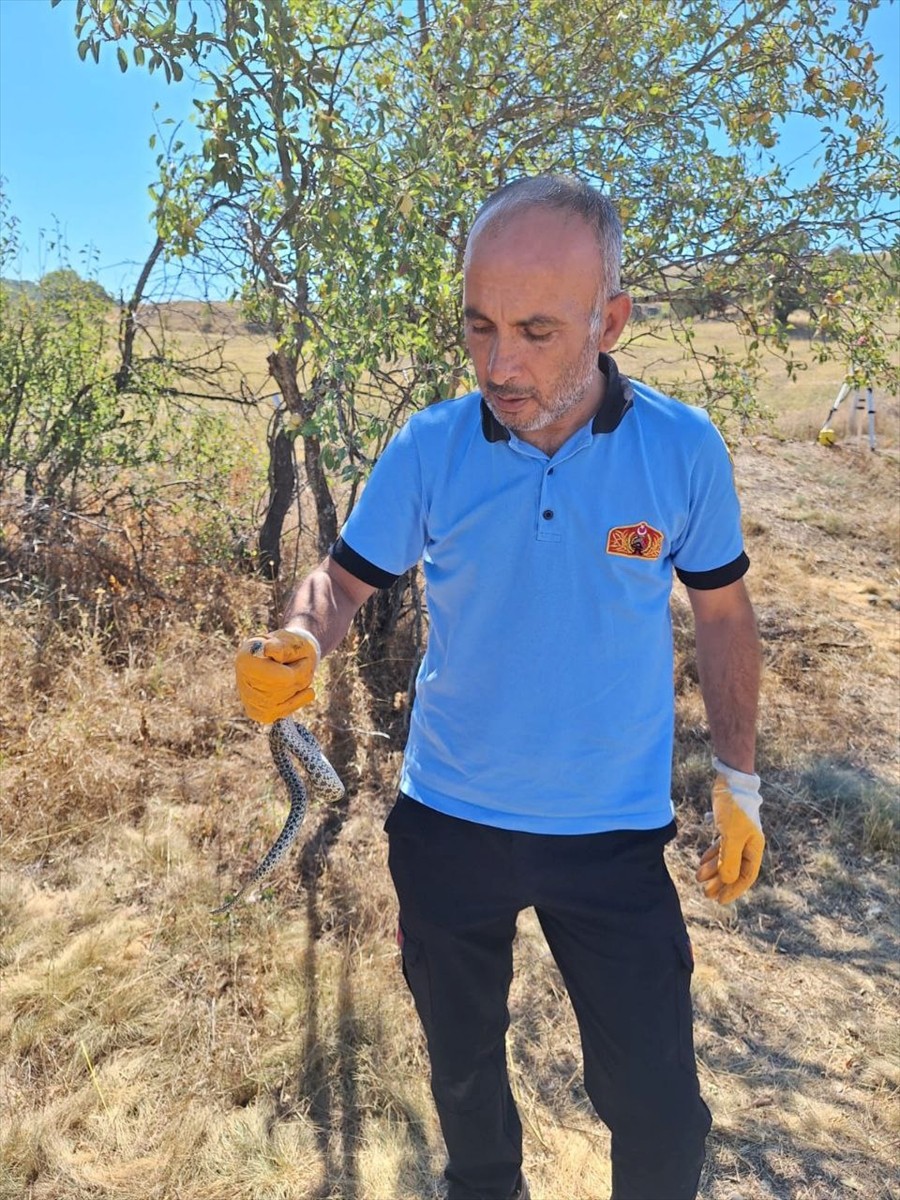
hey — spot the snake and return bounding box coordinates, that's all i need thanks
[212,648,345,915]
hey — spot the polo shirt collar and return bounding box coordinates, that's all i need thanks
[479,353,634,444]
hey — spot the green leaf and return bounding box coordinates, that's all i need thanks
[117,46,128,73]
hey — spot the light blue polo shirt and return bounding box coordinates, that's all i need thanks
[332,355,748,834]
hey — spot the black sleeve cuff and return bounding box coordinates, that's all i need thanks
[675,550,749,591]
[329,535,401,589]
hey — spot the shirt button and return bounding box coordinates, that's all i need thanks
[542,509,554,520]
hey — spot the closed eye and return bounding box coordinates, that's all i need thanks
[466,322,555,342]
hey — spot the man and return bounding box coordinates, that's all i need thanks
[235,175,764,1200]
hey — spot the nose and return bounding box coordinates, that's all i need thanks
[487,331,521,384]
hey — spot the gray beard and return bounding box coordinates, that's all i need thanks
[489,338,600,434]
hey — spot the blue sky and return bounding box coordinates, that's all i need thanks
[0,0,207,297]
[1,0,898,299]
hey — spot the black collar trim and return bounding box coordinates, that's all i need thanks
[479,353,633,444]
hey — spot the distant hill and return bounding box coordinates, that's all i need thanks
[0,284,270,341]
[0,278,39,300]
[138,299,261,336]
[1,272,114,306]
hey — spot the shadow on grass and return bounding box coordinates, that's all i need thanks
[699,1122,896,1200]
[682,757,899,1199]
[695,1030,899,1200]
[277,746,897,1199]
[676,749,899,971]
[504,750,900,1198]
[295,868,360,1200]
[293,820,435,1200]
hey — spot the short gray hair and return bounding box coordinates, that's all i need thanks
[467,175,624,304]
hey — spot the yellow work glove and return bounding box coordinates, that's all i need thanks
[696,757,765,905]
[235,628,321,724]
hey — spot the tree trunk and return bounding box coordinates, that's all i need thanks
[257,419,295,580]
[355,569,424,748]
[115,235,164,393]
[264,350,339,573]
[302,429,338,558]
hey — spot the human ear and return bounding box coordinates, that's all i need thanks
[598,292,633,352]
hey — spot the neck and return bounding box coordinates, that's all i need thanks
[516,373,606,456]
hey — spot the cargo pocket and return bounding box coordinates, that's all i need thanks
[674,932,698,1072]
[397,921,434,1031]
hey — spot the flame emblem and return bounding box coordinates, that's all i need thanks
[606,521,664,560]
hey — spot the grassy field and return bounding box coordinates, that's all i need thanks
[1,314,898,1199]
[139,301,900,451]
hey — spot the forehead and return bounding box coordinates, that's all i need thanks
[464,206,601,312]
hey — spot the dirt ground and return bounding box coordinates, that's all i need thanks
[1,427,898,1200]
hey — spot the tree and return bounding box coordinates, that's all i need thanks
[66,0,899,574]
[38,267,114,308]
[0,211,155,506]
[0,186,251,616]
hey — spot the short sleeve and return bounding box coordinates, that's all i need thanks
[671,418,749,590]
[331,419,427,586]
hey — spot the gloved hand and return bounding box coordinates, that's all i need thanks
[235,628,321,723]
[696,757,765,904]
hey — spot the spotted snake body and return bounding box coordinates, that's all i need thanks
[212,717,345,915]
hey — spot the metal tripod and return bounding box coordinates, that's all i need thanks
[817,380,876,450]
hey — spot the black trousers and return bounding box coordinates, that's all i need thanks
[386,793,712,1200]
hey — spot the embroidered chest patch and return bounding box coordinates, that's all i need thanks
[606,521,664,560]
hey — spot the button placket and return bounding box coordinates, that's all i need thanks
[537,464,560,541]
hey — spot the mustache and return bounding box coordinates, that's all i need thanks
[486,383,538,400]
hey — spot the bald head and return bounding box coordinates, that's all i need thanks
[465,175,624,304]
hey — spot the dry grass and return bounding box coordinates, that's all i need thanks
[617,312,900,452]
[1,318,899,1200]
[139,302,900,451]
